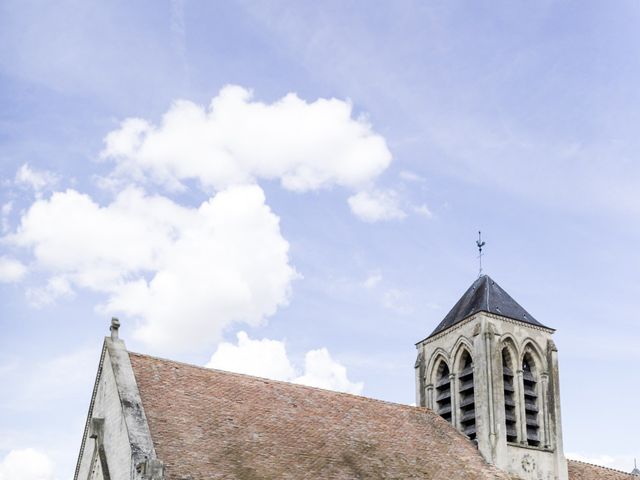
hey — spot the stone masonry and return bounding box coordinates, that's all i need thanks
[415,275,569,480]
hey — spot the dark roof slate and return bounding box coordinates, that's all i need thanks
[426,275,551,339]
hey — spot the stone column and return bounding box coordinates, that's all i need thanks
[426,384,434,410]
[415,349,426,407]
[449,372,458,428]
[540,372,551,448]
[484,330,497,459]
[548,341,569,480]
[471,318,491,463]
[516,369,527,444]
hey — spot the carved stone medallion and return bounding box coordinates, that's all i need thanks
[521,454,536,473]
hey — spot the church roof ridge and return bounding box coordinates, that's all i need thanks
[128,350,426,414]
[568,459,636,477]
[424,274,552,340]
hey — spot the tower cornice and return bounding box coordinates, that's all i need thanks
[417,312,555,347]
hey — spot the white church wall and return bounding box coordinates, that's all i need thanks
[76,347,133,480]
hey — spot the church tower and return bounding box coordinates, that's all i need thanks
[415,275,568,480]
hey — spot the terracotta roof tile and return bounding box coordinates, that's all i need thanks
[129,352,512,480]
[568,460,634,480]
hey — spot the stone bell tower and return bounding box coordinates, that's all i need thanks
[415,275,568,480]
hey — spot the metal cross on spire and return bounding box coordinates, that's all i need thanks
[476,231,486,277]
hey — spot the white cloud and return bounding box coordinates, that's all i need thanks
[6,185,297,351]
[399,170,425,182]
[413,203,433,218]
[15,164,59,197]
[25,276,74,307]
[0,256,27,283]
[5,86,395,352]
[295,348,364,394]
[101,85,392,194]
[206,331,296,380]
[0,449,54,480]
[362,271,382,289]
[206,331,363,394]
[1,202,12,233]
[347,190,406,222]
[382,288,414,315]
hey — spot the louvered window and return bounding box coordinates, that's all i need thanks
[502,348,518,442]
[522,355,540,446]
[435,361,452,423]
[458,352,476,440]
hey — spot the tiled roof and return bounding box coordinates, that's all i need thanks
[425,275,550,340]
[129,352,513,480]
[568,460,635,480]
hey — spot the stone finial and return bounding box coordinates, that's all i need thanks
[110,317,121,340]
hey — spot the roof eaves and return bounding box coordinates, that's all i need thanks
[129,351,431,415]
[416,310,556,346]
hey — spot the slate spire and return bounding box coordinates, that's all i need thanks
[427,275,551,339]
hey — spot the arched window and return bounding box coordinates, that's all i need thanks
[522,353,540,446]
[502,347,518,442]
[435,360,452,423]
[458,351,476,440]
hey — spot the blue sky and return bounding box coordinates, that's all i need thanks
[1,1,639,478]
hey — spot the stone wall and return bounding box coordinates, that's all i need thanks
[74,333,163,480]
[415,312,568,480]
[76,346,134,480]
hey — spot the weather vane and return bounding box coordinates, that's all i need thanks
[476,231,486,277]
